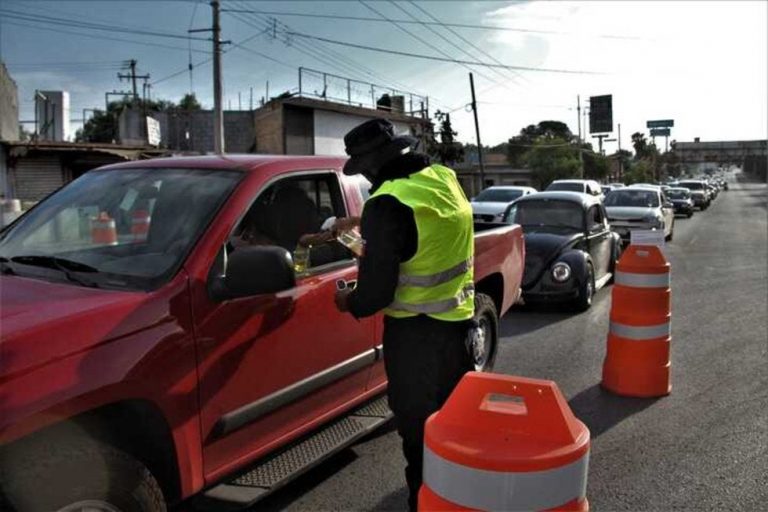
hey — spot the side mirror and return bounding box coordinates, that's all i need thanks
[213,246,295,301]
[664,202,674,209]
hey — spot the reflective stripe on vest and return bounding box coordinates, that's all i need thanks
[423,445,589,511]
[610,321,671,340]
[615,270,670,288]
[388,284,474,315]
[398,257,473,287]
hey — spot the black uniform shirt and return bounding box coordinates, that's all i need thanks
[346,153,430,319]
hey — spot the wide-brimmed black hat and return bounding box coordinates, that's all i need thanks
[343,118,417,176]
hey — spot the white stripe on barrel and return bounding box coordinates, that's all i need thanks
[615,270,670,288]
[610,321,671,340]
[423,446,589,511]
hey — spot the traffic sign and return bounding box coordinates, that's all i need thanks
[589,95,613,133]
[650,128,671,137]
[647,119,674,128]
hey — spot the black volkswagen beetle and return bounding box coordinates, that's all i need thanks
[503,192,621,311]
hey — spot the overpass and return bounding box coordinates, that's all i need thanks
[673,139,767,180]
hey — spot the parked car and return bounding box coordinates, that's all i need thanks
[666,187,695,217]
[546,179,603,199]
[0,156,525,511]
[604,186,675,242]
[503,191,620,311]
[677,180,711,209]
[471,185,537,223]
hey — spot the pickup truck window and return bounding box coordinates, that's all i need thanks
[0,167,242,290]
[231,172,352,271]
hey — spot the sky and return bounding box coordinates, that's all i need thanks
[1,0,766,152]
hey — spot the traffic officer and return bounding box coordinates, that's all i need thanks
[334,118,475,511]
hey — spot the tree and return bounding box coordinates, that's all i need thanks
[177,93,202,110]
[631,132,650,160]
[582,150,610,182]
[623,160,655,184]
[525,137,581,189]
[427,111,465,165]
[506,121,574,167]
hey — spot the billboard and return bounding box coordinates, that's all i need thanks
[589,95,612,134]
[647,119,674,128]
[650,128,671,137]
[146,116,161,146]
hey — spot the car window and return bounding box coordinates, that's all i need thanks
[474,188,524,202]
[604,189,660,207]
[230,172,352,272]
[0,168,242,290]
[587,205,603,231]
[506,200,583,233]
[546,182,584,193]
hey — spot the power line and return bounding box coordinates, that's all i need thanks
[358,0,505,91]
[0,8,211,42]
[2,19,211,54]
[282,30,604,75]
[221,9,642,40]
[404,1,529,86]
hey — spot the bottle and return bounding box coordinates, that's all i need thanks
[293,244,310,274]
[336,228,364,257]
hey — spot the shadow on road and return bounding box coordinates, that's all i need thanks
[500,305,574,337]
[568,383,660,438]
[372,487,409,512]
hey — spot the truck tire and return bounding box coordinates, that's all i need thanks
[1,438,166,512]
[471,293,499,372]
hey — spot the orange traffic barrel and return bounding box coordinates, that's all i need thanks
[91,211,118,246]
[602,244,671,397]
[130,209,151,242]
[419,372,590,512]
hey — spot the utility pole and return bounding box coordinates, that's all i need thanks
[577,95,584,178]
[618,123,623,180]
[249,87,253,110]
[212,0,224,153]
[118,60,149,102]
[469,72,485,192]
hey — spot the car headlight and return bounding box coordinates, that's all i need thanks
[551,262,571,282]
[644,214,663,228]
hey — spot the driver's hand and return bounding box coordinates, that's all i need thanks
[332,216,361,235]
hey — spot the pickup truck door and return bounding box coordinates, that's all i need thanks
[192,171,376,479]
[586,204,612,279]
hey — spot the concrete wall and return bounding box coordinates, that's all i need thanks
[314,110,411,156]
[0,63,19,141]
[254,103,283,154]
[35,91,71,142]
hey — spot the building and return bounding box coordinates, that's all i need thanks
[0,141,169,203]
[252,95,430,156]
[454,152,535,197]
[0,62,19,143]
[35,90,71,142]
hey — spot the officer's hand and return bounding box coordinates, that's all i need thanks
[334,288,353,312]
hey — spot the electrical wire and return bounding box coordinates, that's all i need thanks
[282,30,603,75]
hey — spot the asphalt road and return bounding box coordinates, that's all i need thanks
[255,172,767,511]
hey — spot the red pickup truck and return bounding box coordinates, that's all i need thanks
[0,155,524,511]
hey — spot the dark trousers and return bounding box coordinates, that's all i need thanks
[382,315,474,512]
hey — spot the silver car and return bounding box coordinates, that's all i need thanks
[604,186,675,242]
[471,186,537,223]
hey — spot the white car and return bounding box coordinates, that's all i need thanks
[471,186,537,223]
[604,186,675,242]
[546,179,604,200]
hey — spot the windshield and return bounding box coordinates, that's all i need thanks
[604,189,660,208]
[667,189,691,199]
[0,167,242,290]
[505,200,583,233]
[474,188,523,202]
[679,181,704,190]
[546,182,584,193]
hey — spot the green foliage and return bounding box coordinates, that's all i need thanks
[507,121,574,167]
[178,93,202,110]
[428,111,465,165]
[525,137,581,189]
[623,160,655,184]
[583,150,610,182]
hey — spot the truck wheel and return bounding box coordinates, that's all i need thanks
[471,293,499,372]
[574,264,595,312]
[2,438,166,512]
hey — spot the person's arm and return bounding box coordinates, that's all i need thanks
[341,195,416,318]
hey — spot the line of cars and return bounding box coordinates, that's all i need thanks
[471,175,728,311]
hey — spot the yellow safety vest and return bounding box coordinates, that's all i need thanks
[369,164,474,321]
